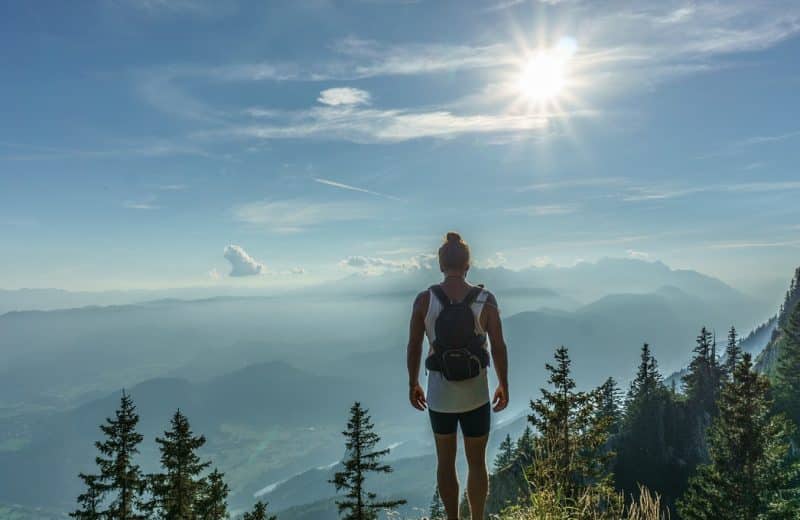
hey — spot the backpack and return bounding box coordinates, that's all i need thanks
[424,284,490,381]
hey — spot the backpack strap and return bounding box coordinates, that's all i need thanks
[462,285,484,307]
[429,285,451,306]
[430,284,484,307]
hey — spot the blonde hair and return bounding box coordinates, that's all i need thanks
[438,232,470,271]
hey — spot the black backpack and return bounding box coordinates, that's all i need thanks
[425,284,490,381]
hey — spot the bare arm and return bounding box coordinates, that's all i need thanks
[484,295,509,411]
[406,291,428,410]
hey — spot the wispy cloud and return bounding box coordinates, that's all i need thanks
[737,130,800,146]
[314,178,403,201]
[708,239,800,250]
[233,199,372,233]
[218,99,551,144]
[317,87,371,106]
[516,177,625,192]
[506,204,579,216]
[123,196,160,210]
[623,180,800,202]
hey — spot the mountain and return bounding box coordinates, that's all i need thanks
[0,361,390,511]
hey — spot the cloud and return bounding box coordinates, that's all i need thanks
[208,268,221,280]
[516,177,626,192]
[314,177,403,201]
[707,239,800,250]
[339,253,437,275]
[123,197,159,210]
[226,104,550,144]
[622,180,800,202]
[481,252,508,268]
[317,87,371,106]
[530,256,554,268]
[506,204,578,216]
[223,245,266,277]
[627,249,650,260]
[233,199,372,232]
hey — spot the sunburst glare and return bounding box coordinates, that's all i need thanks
[515,37,577,107]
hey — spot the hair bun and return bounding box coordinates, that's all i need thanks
[445,231,462,243]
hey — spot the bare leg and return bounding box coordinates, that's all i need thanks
[464,434,489,520]
[434,433,459,519]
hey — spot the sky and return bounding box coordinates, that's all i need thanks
[1,0,799,295]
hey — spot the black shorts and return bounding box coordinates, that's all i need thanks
[429,402,491,437]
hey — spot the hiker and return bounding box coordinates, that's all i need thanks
[406,232,510,520]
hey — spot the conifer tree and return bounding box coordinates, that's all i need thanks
[722,325,741,381]
[72,391,147,520]
[678,353,800,519]
[515,426,534,459]
[778,267,800,330]
[682,327,723,420]
[527,346,613,500]
[242,501,276,520]
[597,377,622,435]
[70,474,104,520]
[775,299,800,431]
[626,344,661,405]
[494,434,515,471]
[429,487,445,520]
[149,409,211,520]
[195,469,229,520]
[329,402,406,520]
[615,344,689,506]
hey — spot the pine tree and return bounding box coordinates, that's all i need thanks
[149,409,212,520]
[722,325,741,381]
[329,402,406,520]
[242,501,276,520]
[195,469,229,520]
[515,426,534,459]
[615,344,689,506]
[597,377,622,436]
[70,474,104,520]
[494,434,515,471]
[429,487,445,520]
[527,346,613,500]
[626,344,661,405]
[775,298,800,431]
[778,267,800,330]
[682,327,723,426]
[678,353,800,519]
[72,390,147,520]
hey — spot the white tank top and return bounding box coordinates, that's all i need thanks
[424,286,491,413]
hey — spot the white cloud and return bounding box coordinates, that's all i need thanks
[339,253,437,275]
[627,249,650,260]
[123,198,159,210]
[317,87,371,106]
[229,105,549,144]
[506,204,578,216]
[223,244,266,277]
[208,268,221,280]
[517,177,625,192]
[531,256,554,268]
[481,252,508,269]
[233,199,371,233]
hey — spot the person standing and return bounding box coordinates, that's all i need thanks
[406,232,509,520]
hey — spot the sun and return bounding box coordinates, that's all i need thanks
[518,52,566,101]
[514,38,577,106]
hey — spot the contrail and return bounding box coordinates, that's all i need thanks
[314,177,404,202]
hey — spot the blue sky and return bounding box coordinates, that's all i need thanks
[1,0,799,294]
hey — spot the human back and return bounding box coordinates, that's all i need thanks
[405,231,510,520]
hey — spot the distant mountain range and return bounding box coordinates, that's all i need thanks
[0,258,783,516]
